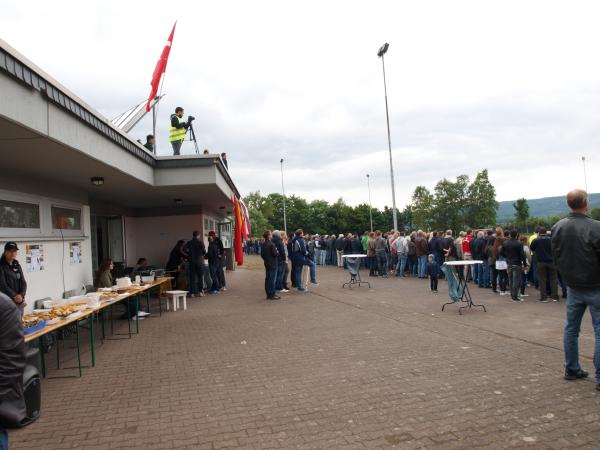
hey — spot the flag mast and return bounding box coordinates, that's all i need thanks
[146,21,177,154]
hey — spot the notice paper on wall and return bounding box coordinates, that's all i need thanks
[26,244,44,272]
[70,242,82,265]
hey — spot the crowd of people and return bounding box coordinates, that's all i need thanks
[251,226,563,302]
[260,229,318,300]
[254,189,600,391]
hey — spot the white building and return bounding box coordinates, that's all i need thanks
[0,39,239,311]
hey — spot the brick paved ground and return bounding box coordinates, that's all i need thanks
[10,257,600,449]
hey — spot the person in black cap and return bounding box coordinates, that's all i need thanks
[0,243,27,310]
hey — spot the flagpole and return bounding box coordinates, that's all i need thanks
[152,103,157,154]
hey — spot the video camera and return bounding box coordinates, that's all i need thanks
[188,115,195,123]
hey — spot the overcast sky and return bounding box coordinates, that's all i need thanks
[3,1,599,208]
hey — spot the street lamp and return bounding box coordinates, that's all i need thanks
[582,156,588,192]
[280,158,288,235]
[377,42,398,231]
[366,174,373,232]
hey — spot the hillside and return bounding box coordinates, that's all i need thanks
[497,193,600,222]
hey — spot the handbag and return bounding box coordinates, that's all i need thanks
[495,258,508,270]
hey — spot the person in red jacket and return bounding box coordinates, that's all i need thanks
[461,228,474,280]
[462,228,473,259]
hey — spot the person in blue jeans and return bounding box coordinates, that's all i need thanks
[271,231,288,292]
[415,231,429,278]
[418,255,428,279]
[290,229,318,291]
[551,189,600,390]
[260,230,280,300]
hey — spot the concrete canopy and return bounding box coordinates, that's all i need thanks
[0,39,238,218]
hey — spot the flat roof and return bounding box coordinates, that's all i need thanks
[0,39,239,197]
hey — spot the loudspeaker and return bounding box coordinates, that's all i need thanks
[21,365,41,425]
[0,352,42,428]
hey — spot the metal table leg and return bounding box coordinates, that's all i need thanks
[89,312,95,368]
[38,339,46,378]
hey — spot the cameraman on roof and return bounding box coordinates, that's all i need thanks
[169,106,194,155]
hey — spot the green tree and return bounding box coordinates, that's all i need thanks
[306,199,332,234]
[411,186,434,230]
[431,175,469,232]
[248,208,270,237]
[400,205,414,231]
[466,169,498,228]
[241,168,498,235]
[245,191,273,235]
[591,208,600,221]
[513,198,530,231]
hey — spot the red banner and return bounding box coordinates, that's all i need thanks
[145,22,176,112]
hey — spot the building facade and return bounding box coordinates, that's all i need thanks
[0,39,238,311]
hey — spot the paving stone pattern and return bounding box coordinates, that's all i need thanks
[11,257,600,449]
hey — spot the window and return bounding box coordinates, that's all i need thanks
[51,206,81,230]
[0,199,40,228]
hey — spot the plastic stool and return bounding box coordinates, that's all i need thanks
[165,290,188,311]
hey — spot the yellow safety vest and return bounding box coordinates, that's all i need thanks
[169,114,187,142]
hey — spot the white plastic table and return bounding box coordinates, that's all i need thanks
[341,254,370,289]
[442,260,487,314]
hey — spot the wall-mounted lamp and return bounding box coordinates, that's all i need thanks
[91,177,104,186]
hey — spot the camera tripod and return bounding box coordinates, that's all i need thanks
[186,121,200,154]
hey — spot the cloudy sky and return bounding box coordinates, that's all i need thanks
[3,1,600,208]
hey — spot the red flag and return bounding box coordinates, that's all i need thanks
[145,22,176,112]
[233,194,244,266]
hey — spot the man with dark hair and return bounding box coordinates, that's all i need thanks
[471,231,487,287]
[185,230,206,297]
[290,229,317,291]
[415,231,429,279]
[501,229,528,302]
[260,231,280,300]
[552,189,600,389]
[0,292,26,448]
[374,230,388,277]
[143,134,155,152]
[220,152,228,169]
[207,231,223,294]
[530,226,559,302]
[169,106,190,155]
[272,230,288,293]
[429,231,444,277]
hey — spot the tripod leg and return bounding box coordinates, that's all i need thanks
[189,123,200,154]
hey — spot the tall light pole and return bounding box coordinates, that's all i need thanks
[366,174,373,232]
[377,43,398,231]
[582,156,588,192]
[280,158,288,235]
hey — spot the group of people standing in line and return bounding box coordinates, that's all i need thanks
[260,229,318,300]
[258,225,564,304]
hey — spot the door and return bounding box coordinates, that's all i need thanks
[107,216,125,263]
[218,222,234,271]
